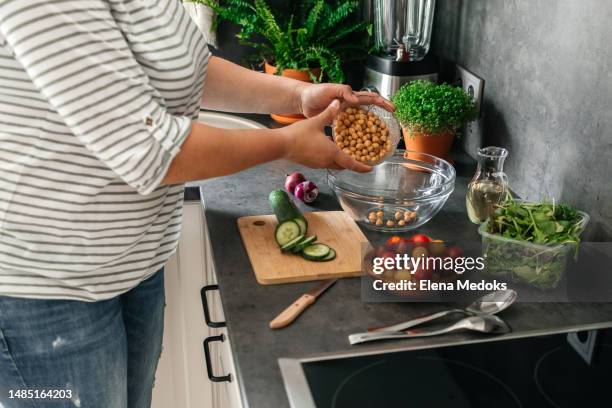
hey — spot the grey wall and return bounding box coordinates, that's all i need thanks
[433,0,612,240]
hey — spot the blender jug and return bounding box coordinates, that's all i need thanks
[373,0,436,61]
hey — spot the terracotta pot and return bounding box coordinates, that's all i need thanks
[264,62,320,125]
[402,127,456,161]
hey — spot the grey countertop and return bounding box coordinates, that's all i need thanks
[194,113,612,408]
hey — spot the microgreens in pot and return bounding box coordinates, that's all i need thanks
[392,80,478,136]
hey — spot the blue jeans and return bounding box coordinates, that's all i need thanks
[0,269,165,408]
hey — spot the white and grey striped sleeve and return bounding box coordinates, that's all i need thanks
[0,0,193,195]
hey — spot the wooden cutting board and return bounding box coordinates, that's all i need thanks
[237,211,369,285]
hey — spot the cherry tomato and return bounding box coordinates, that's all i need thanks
[446,246,463,258]
[395,237,413,254]
[380,251,396,261]
[414,267,432,281]
[428,239,447,256]
[385,236,402,251]
[410,233,431,245]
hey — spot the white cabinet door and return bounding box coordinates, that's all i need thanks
[152,202,213,408]
[152,201,243,408]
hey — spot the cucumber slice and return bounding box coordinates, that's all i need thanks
[302,243,331,261]
[294,217,308,235]
[275,220,300,247]
[319,248,336,262]
[291,235,318,253]
[280,234,305,252]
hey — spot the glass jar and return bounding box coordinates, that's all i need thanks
[466,147,509,224]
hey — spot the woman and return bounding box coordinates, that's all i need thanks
[0,0,391,407]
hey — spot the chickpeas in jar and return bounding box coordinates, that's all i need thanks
[334,107,393,165]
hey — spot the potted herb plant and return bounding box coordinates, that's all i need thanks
[203,0,371,124]
[393,80,478,159]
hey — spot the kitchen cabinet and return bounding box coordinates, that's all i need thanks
[152,200,243,408]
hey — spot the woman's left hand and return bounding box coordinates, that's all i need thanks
[297,83,395,118]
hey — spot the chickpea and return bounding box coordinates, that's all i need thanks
[398,220,406,226]
[343,148,351,154]
[376,219,384,226]
[394,211,403,220]
[376,211,384,219]
[335,107,391,164]
[386,220,395,227]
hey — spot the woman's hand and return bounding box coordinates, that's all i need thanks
[296,83,395,118]
[280,99,372,172]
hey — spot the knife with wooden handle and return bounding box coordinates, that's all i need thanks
[269,279,337,329]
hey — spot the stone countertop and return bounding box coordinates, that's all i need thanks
[193,113,612,408]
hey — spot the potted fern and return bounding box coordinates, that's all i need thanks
[203,0,371,124]
[393,80,478,160]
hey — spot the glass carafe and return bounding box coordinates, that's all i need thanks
[466,147,509,224]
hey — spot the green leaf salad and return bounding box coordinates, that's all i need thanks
[481,198,587,290]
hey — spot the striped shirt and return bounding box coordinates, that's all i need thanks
[0,0,209,301]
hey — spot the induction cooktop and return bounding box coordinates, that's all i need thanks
[279,329,612,408]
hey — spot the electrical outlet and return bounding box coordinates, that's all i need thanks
[455,65,485,116]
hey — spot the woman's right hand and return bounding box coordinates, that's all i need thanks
[279,99,372,172]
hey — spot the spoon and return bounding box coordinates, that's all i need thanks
[368,289,517,333]
[349,315,511,345]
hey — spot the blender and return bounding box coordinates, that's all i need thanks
[363,0,439,100]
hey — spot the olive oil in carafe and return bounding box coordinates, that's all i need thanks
[466,180,506,224]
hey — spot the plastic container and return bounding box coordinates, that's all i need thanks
[478,211,590,290]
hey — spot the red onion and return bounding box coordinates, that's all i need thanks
[284,172,306,195]
[294,181,319,203]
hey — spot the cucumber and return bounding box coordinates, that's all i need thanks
[294,217,308,235]
[319,248,336,262]
[302,243,331,261]
[269,190,307,232]
[275,220,301,246]
[291,235,318,254]
[280,234,305,252]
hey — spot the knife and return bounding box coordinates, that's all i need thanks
[269,279,337,329]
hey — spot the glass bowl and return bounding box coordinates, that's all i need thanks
[328,150,456,232]
[331,104,401,166]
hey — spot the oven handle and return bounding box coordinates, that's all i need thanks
[200,285,227,328]
[203,334,232,383]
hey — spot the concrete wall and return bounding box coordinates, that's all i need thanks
[433,0,612,240]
